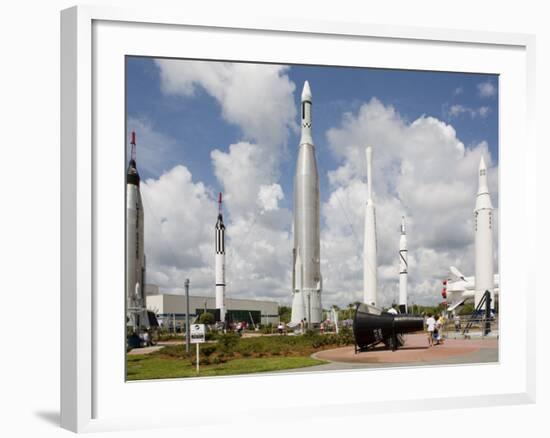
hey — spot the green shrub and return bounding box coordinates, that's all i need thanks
[201,345,216,357]
[157,345,186,359]
[190,357,210,366]
[218,333,239,355]
[261,324,273,334]
[337,327,354,345]
[280,346,291,356]
[198,312,215,325]
[251,342,266,354]
[205,331,219,341]
[239,343,254,357]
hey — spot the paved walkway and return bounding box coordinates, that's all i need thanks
[127,345,165,355]
[273,333,498,373]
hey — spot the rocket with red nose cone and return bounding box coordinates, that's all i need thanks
[126,131,146,330]
[291,81,323,326]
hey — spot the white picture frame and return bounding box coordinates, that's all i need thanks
[61,5,536,433]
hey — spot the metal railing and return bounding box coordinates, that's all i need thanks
[443,315,498,338]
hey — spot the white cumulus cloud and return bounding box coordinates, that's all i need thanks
[447,104,491,119]
[140,165,217,294]
[477,80,497,98]
[321,99,498,306]
[139,64,498,310]
[148,60,298,301]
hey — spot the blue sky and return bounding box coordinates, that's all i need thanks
[126,57,499,307]
[127,57,498,211]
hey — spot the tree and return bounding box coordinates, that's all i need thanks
[458,303,475,316]
[279,305,292,323]
[198,312,215,325]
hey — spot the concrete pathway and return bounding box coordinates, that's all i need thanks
[127,345,165,355]
[271,333,498,373]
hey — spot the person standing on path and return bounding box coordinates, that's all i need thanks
[426,313,436,347]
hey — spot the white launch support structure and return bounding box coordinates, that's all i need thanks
[363,146,378,306]
[215,193,226,322]
[399,216,408,313]
[126,131,146,331]
[474,156,495,310]
[445,270,500,312]
[291,81,323,325]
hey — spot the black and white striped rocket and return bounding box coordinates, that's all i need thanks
[215,192,226,322]
[291,81,323,325]
[126,131,146,330]
[398,216,408,313]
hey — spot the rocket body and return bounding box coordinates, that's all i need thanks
[399,217,408,313]
[474,156,495,310]
[126,133,146,330]
[363,146,378,306]
[215,195,226,322]
[291,81,323,325]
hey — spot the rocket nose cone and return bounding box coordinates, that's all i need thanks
[479,155,487,171]
[301,80,312,101]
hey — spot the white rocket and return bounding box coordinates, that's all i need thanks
[126,131,146,330]
[398,216,408,313]
[215,192,226,322]
[291,81,323,325]
[363,146,378,306]
[474,156,495,310]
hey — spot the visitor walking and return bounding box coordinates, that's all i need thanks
[426,313,436,347]
[454,314,461,332]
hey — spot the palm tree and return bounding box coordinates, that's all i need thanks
[347,303,355,320]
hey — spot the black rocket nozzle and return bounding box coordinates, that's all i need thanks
[353,303,424,351]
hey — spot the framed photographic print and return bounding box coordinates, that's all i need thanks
[61,5,536,433]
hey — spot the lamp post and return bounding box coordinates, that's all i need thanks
[185,279,190,354]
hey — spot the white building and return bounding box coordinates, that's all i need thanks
[146,289,280,328]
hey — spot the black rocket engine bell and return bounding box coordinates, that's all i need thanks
[353,303,424,352]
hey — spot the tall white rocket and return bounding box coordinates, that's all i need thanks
[474,156,495,310]
[126,131,146,329]
[399,216,408,313]
[363,146,378,306]
[291,81,323,325]
[215,192,226,322]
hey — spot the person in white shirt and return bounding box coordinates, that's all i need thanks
[454,314,461,332]
[426,314,436,347]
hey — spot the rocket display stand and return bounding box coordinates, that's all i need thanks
[462,290,493,336]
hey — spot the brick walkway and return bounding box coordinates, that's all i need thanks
[313,333,498,365]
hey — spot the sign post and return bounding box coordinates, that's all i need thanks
[196,343,199,373]
[190,324,206,374]
[185,279,190,354]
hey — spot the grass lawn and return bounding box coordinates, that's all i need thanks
[127,354,327,381]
